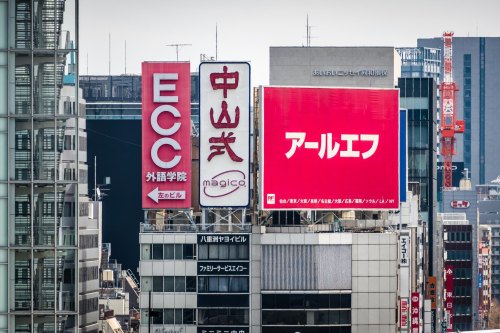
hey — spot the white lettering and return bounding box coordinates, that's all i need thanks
[153,73,178,103]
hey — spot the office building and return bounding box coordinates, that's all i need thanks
[418,37,500,186]
[478,225,492,328]
[270,46,401,88]
[477,180,500,302]
[0,0,101,331]
[398,78,438,282]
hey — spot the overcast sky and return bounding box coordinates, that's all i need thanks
[79,0,500,85]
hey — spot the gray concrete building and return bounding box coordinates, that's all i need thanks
[270,47,401,88]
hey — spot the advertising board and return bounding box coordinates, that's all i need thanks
[142,62,191,209]
[199,62,250,207]
[261,86,399,210]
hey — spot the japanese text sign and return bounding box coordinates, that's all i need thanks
[400,298,409,329]
[199,62,250,207]
[411,292,419,333]
[261,87,399,210]
[400,235,410,267]
[445,265,454,332]
[142,62,191,209]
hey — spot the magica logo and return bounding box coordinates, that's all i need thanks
[203,170,247,198]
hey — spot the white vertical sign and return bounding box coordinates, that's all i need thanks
[400,235,410,267]
[199,62,250,207]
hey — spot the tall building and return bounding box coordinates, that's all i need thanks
[439,213,474,331]
[0,1,100,331]
[398,78,438,273]
[418,37,500,186]
[477,180,500,302]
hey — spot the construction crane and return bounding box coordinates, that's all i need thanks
[440,31,465,190]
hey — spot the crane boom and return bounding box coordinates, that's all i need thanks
[440,31,464,190]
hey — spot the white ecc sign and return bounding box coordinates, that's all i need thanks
[199,62,250,207]
[400,236,410,267]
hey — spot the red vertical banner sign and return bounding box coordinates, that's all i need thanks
[411,292,420,333]
[445,265,454,332]
[400,298,409,330]
[142,62,192,209]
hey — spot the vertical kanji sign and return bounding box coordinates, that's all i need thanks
[411,292,419,333]
[142,62,191,209]
[199,62,250,207]
[445,265,454,332]
[261,87,399,210]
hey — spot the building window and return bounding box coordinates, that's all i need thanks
[198,276,249,293]
[147,244,196,260]
[198,244,249,260]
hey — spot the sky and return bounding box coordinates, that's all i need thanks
[79,0,500,86]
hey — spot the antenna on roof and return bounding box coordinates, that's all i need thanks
[166,43,192,61]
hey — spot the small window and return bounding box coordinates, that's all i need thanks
[186,276,196,292]
[175,276,185,292]
[164,245,174,259]
[164,277,174,292]
[152,244,163,260]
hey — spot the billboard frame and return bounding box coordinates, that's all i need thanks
[259,85,400,211]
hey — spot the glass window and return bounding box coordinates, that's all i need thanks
[175,276,185,292]
[186,276,196,292]
[229,245,238,259]
[174,309,182,325]
[152,244,162,260]
[198,244,208,260]
[219,245,229,259]
[183,309,194,324]
[174,244,183,259]
[164,309,174,324]
[183,244,195,259]
[208,244,218,259]
[153,277,163,292]
[219,276,229,292]
[198,277,207,293]
[164,277,174,292]
[164,245,174,259]
[209,277,218,292]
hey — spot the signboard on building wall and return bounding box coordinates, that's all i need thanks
[261,86,399,210]
[400,298,409,330]
[199,62,250,207]
[445,265,454,332]
[400,235,410,267]
[427,276,437,309]
[400,109,408,202]
[411,292,420,333]
[142,62,191,209]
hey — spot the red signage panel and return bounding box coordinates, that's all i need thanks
[411,292,419,333]
[142,62,191,209]
[400,298,409,329]
[261,87,399,210]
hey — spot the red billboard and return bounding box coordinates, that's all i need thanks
[261,87,399,210]
[142,62,191,209]
[411,292,420,333]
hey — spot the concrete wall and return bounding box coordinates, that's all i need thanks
[270,47,401,88]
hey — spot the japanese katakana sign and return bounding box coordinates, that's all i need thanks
[261,86,400,210]
[197,262,249,275]
[199,62,250,207]
[400,236,410,267]
[198,234,249,245]
[142,62,191,209]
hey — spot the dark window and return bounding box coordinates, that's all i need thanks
[152,244,162,260]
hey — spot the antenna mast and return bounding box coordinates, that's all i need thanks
[166,43,192,61]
